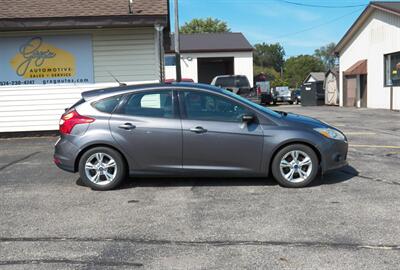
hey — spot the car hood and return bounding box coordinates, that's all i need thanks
[276,111,328,129]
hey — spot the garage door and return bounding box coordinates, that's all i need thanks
[197,57,234,84]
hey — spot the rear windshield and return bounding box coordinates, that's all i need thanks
[92,95,122,113]
[215,76,250,88]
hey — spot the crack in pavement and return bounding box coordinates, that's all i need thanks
[0,237,399,251]
[0,152,40,172]
[339,169,400,186]
[0,259,143,267]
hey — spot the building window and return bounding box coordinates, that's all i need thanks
[165,55,176,66]
[384,52,400,86]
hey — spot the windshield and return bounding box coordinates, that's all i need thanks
[215,76,250,87]
[221,89,281,118]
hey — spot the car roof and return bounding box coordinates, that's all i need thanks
[81,82,224,101]
[214,75,245,78]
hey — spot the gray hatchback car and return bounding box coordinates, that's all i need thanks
[54,83,348,190]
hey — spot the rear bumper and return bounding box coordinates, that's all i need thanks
[54,136,79,173]
[274,96,292,102]
[260,93,273,103]
[321,139,349,173]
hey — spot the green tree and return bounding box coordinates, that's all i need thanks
[180,18,230,34]
[253,65,288,87]
[314,42,337,71]
[284,55,324,88]
[253,43,285,72]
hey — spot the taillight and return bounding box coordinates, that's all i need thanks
[59,109,95,134]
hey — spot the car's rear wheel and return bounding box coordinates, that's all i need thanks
[271,144,318,188]
[78,147,126,191]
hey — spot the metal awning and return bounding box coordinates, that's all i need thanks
[344,60,367,76]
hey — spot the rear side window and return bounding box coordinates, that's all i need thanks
[92,95,122,113]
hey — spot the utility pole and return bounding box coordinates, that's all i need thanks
[174,0,182,82]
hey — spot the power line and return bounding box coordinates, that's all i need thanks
[279,0,368,8]
[275,7,364,38]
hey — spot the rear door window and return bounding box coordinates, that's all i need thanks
[120,91,174,118]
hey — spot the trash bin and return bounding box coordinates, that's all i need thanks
[301,81,325,106]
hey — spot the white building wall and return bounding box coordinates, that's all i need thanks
[0,28,159,132]
[165,51,254,87]
[339,9,400,110]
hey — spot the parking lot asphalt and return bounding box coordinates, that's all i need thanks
[0,105,399,269]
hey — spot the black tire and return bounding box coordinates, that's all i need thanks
[271,144,319,188]
[288,101,294,105]
[78,147,127,191]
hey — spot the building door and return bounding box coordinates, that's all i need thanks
[197,57,234,84]
[344,76,357,107]
[360,74,368,108]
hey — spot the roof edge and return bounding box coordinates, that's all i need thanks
[335,2,400,54]
[165,48,254,54]
[0,15,169,31]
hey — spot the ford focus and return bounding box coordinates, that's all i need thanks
[54,83,348,190]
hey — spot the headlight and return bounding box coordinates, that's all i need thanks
[314,128,346,141]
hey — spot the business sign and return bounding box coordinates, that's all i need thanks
[0,35,93,86]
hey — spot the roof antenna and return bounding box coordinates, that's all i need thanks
[108,71,127,87]
[128,0,133,14]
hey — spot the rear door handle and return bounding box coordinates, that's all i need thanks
[190,126,207,134]
[118,123,136,130]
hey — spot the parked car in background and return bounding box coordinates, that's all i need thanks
[211,75,253,97]
[291,89,301,104]
[54,83,348,191]
[273,86,292,104]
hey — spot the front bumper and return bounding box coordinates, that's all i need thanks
[320,139,348,173]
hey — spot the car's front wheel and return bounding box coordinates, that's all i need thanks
[271,144,318,188]
[78,147,126,190]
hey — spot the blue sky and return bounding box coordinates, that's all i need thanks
[172,0,386,57]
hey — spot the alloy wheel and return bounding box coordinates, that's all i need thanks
[84,152,118,186]
[279,150,313,183]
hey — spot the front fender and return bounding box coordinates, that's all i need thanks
[260,126,326,175]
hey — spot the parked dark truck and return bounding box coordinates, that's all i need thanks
[211,75,253,97]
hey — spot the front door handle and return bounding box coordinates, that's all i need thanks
[118,123,136,130]
[190,126,207,134]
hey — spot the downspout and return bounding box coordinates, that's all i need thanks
[155,24,165,83]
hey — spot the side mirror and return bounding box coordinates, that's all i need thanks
[242,114,255,123]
